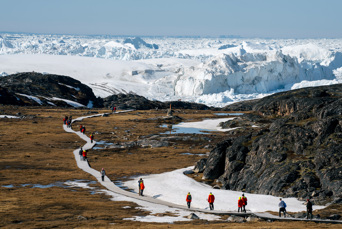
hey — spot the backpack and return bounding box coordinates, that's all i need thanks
[284,202,287,208]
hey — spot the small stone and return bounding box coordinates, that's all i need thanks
[187,213,199,219]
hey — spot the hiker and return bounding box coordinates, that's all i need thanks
[208,192,215,210]
[80,124,83,132]
[101,168,106,181]
[242,193,247,213]
[90,133,94,143]
[63,116,67,124]
[238,197,244,212]
[66,119,70,128]
[306,199,313,220]
[186,192,192,208]
[79,147,83,160]
[279,198,287,218]
[138,178,143,196]
[82,150,87,161]
[112,106,116,113]
[139,180,145,196]
[81,126,86,134]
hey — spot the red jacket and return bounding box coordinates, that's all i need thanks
[186,194,192,202]
[208,194,215,203]
[82,150,87,157]
[242,196,247,205]
[140,182,145,190]
[90,135,94,140]
[238,198,244,208]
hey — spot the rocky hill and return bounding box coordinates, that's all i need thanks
[196,84,342,204]
[0,72,101,107]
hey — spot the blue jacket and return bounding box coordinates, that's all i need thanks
[279,200,286,208]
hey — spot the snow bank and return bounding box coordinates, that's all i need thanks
[123,167,325,213]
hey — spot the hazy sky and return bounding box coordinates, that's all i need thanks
[1,0,341,38]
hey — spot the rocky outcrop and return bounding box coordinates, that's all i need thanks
[0,72,101,107]
[198,84,342,204]
[103,93,210,110]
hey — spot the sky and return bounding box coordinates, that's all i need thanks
[1,0,342,38]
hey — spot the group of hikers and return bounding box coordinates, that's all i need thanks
[278,198,313,219]
[64,113,315,219]
[186,192,245,211]
[63,116,72,128]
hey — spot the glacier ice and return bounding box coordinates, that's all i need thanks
[1,33,342,107]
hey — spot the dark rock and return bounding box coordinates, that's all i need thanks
[194,158,207,173]
[187,213,199,219]
[196,84,342,202]
[327,214,341,220]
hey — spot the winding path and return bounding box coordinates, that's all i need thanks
[64,111,342,224]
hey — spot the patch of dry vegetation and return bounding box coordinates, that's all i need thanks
[0,106,340,228]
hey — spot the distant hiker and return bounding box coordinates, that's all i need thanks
[138,178,143,196]
[90,133,94,143]
[238,197,244,212]
[67,119,71,128]
[279,198,287,218]
[82,150,87,161]
[139,180,145,196]
[64,116,68,124]
[81,126,86,134]
[79,147,83,160]
[208,192,215,210]
[306,199,313,220]
[186,192,192,208]
[112,106,116,113]
[242,193,247,213]
[80,124,83,132]
[68,117,72,128]
[101,168,106,181]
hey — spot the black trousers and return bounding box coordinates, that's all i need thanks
[279,207,286,217]
[209,203,214,210]
[187,202,191,208]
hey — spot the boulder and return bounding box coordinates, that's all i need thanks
[187,213,199,219]
[227,215,244,223]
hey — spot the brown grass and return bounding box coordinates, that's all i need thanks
[0,106,340,228]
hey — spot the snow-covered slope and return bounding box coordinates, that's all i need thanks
[1,33,342,107]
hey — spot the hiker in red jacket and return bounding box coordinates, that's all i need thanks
[90,133,94,143]
[139,180,145,196]
[242,193,247,213]
[186,192,192,208]
[208,192,215,210]
[80,124,83,132]
[82,150,87,161]
[81,126,86,134]
[238,197,244,212]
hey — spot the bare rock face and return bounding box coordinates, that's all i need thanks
[199,84,342,204]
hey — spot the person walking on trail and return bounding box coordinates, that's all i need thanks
[138,178,143,196]
[279,198,287,218]
[82,150,87,161]
[208,192,215,210]
[81,126,86,135]
[306,199,313,220]
[238,197,244,212]
[139,180,145,196]
[90,133,94,143]
[80,124,83,132]
[101,168,106,182]
[63,116,67,124]
[112,106,116,113]
[186,192,192,209]
[242,193,247,213]
[79,147,83,160]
